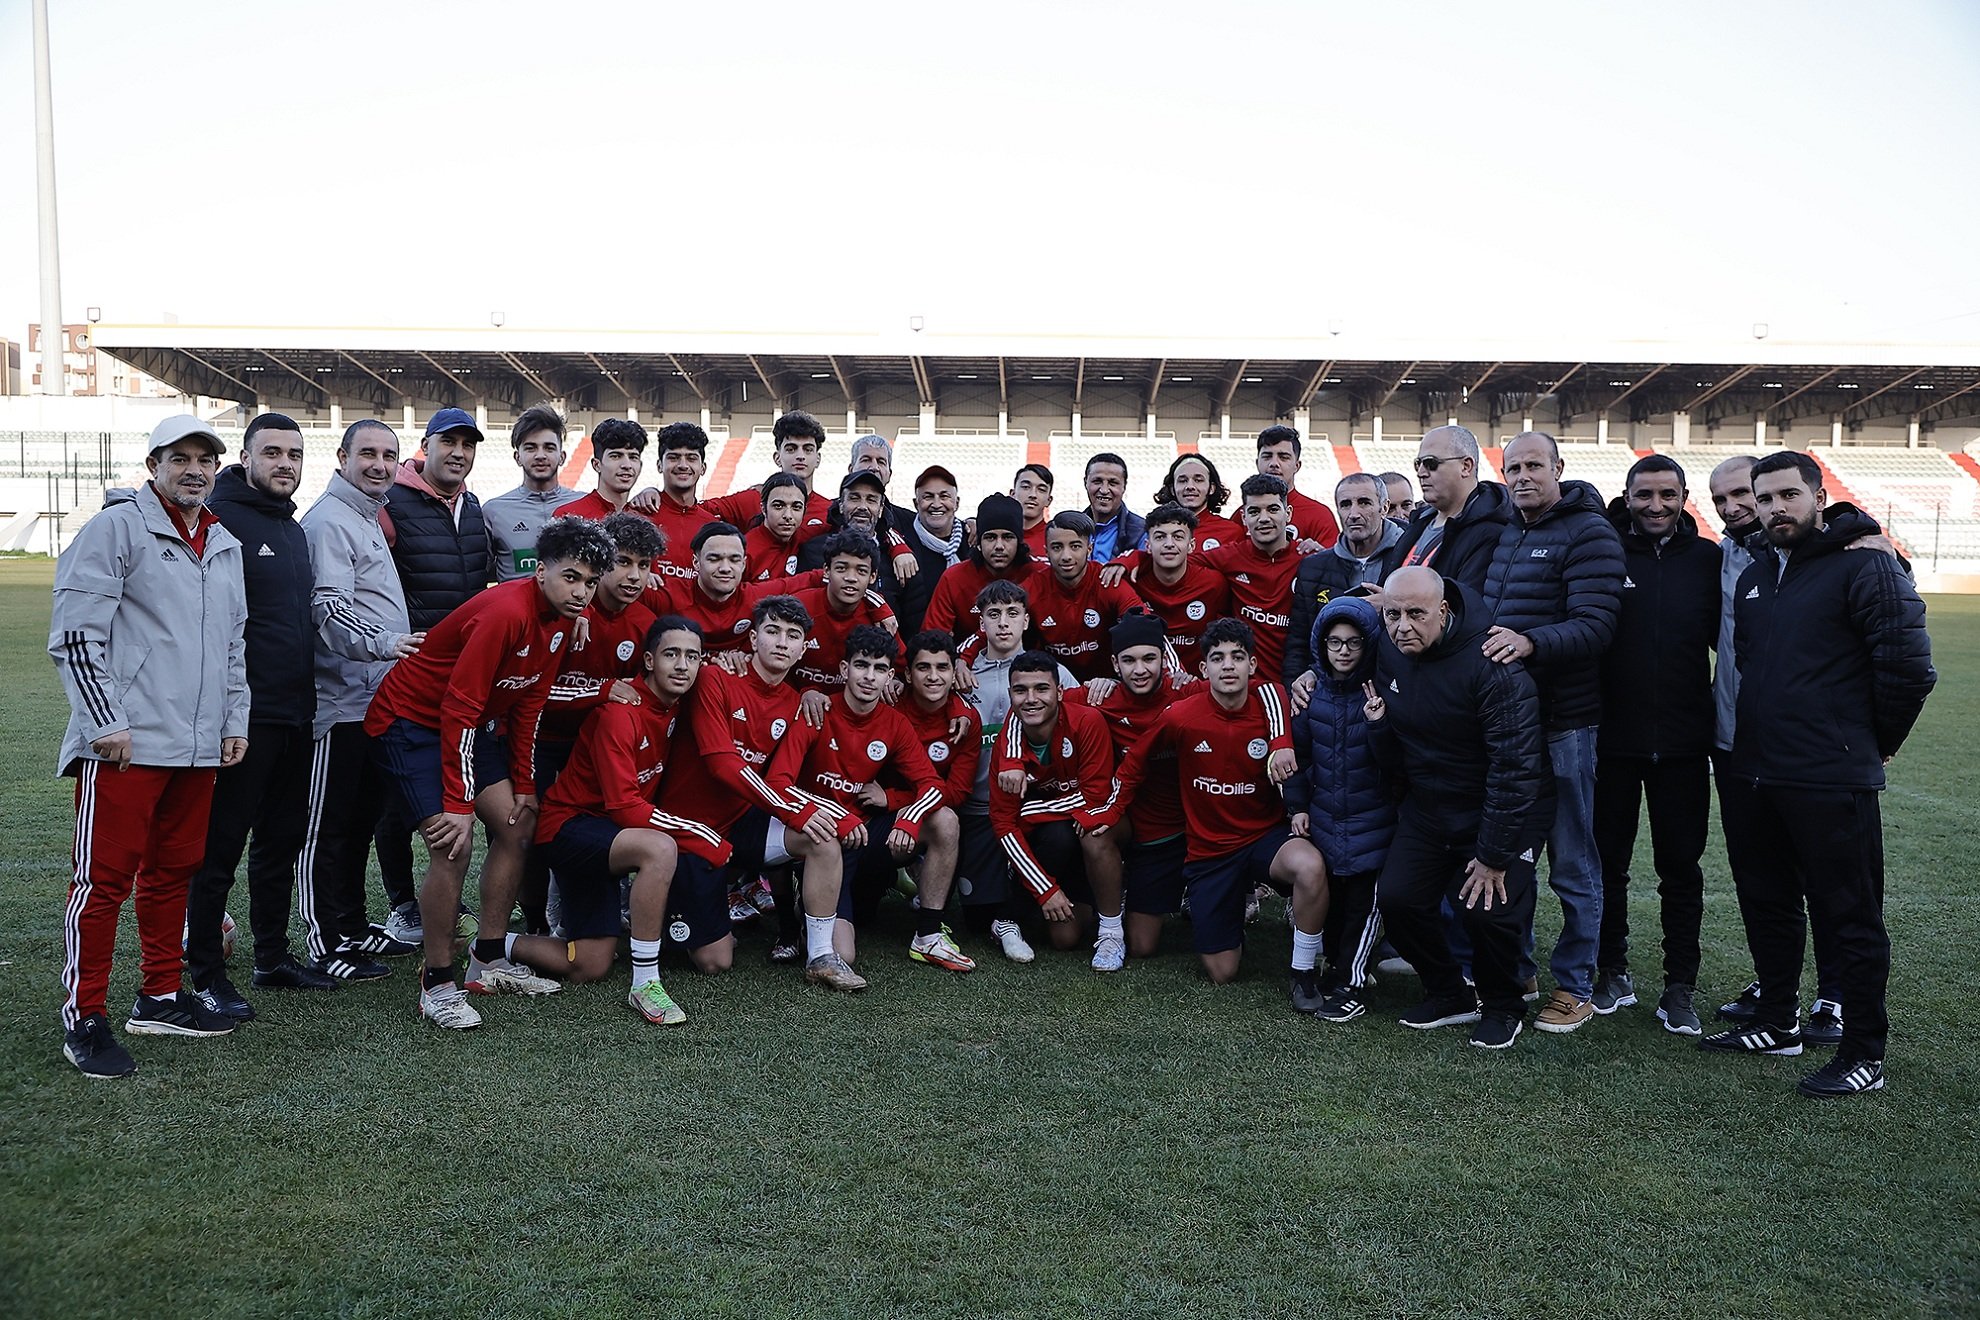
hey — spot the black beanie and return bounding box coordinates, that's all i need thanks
[976,493,1024,538]
[1110,611,1167,656]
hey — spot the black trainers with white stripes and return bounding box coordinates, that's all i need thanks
[348,924,419,958]
[126,992,237,1037]
[192,975,256,1022]
[1698,1022,1803,1056]
[63,1013,136,1079]
[1798,1055,1885,1099]
[314,948,391,982]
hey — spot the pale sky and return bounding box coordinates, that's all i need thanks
[3,0,1978,349]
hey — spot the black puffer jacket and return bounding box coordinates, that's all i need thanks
[383,461,490,630]
[1597,500,1721,758]
[1368,580,1551,868]
[204,463,314,728]
[1481,479,1623,731]
[1390,481,1512,592]
[1730,503,1936,791]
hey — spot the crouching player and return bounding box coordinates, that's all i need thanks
[1099,619,1328,991]
[878,630,984,972]
[363,518,616,1029]
[765,626,953,987]
[989,653,1128,970]
[533,616,721,1025]
[1065,612,1196,959]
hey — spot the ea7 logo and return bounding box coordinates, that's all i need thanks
[1530,548,1550,559]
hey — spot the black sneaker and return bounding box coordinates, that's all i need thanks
[63,1013,136,1079]
[1592,968,1637,1015]
[767,941,803,966]
[126,992,237,1037]
[252,955,341,991]
[1798,1055,1885,1099]
[1289,967,1326,1014]
[192,976,256,1022]
[1398,991,1482,1030]
[314,950,391,982]
[1717,980,1764,1024]
[1805,999,1844,1048]
[1315,986,1368,1023]
[349,924,419,958]
[1699,1022,1803,1056]
[1469,1010,1524,1050]
[1656,984,1702,1036]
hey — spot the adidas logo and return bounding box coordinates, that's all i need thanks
[732,708,747,720]
[515,644,531,658]
[1041,616,1057,627]
[639,737,650,749]
[1193,740,1213,753]
[513,521,529,532]
[1520,847,1536,863]
[828,738,840,750]
[1234,573,1251,584]
[161,548,179,560]
[1388,679,1398,692]
[257,544,275,557]
[1622,575,1636,589]
[1744,586,1759,599]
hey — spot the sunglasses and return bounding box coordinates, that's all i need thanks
[1413,455,1467,474]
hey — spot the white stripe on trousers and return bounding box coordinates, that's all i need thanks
[296,730,337,961]
[59,761,99,1029]
[1344,901,1382,988]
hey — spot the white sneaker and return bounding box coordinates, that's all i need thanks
[419,981,482,1030]
[383,904,423,945]
[1092,932,1127,973]
[464,954,562,996]
[990,919,1035,964]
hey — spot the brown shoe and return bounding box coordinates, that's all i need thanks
[1535,989,1594,1034]
[1521,975,1540,1003]
[804,953,869,992]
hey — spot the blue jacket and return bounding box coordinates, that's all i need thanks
[1286,596,1398,878]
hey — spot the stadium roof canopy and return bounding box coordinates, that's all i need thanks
[91,324,1980,428]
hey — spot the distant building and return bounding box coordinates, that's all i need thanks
[26,325,180,398]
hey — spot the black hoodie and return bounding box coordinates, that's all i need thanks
[1597,499,1722,758]
[1729,503,1936,791]
[1481,478,1624,732]
[204,463,315,727]
[1369,580,1551,869]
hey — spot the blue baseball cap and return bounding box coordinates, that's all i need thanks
[423,407,483,443]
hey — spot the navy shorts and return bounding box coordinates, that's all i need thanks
[728,809,777,874]
[956,811,1010,907]
[373,718,510,822]
[840,811,903,925]
[665,851,732,951]
[1023,820,1094,909]
[1124,834,1187,916]
[537,814,627,941]
[1184,825,1292,955]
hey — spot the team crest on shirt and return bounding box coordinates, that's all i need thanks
[616,641,636,661]
[550,633,565,652]
[785,555,799,574]
[928,741,950,762]
[1061,738,1073,758]
[1247,738,1269,759]
[733,619,750,634]
[1083,609,1100,627]
[771,718,788,738]
[1186,600,1206,620]
[866,740,887,761]
[668,920,691,943]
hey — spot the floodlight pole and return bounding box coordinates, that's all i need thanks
[33,0,67,396]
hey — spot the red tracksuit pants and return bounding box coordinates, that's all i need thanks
[60,761,217,1028]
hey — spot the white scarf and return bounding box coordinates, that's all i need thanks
[914,515,964,567]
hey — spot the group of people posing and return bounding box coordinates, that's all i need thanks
[48,405,1935,1100]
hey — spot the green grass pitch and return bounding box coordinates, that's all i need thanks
[0,556,1975,1318]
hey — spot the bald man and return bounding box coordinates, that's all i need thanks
[1365,566,1549,1050]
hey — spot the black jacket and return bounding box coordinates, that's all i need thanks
[384,466,490,631]
[1481,479,1624,732]
[204,464,315,728]
[1597,500,1722,758]
[1390,481,1512,592]
[1730,503,1936,791]
[1284,520,1404,681]
[1369,580,1550,868]
[797,501,934,637]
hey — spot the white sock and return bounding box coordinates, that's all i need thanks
[804,913,836,962]
[1097,911,1124,941]
[502,932,519,960]
[1291,929,1323,972]
[630,938,661,989]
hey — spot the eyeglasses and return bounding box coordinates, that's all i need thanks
[1413,455,1465,474]
[1323,636,1365,651]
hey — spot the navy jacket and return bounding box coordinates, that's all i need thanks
[1284,519,1403,681]
[1286,596,1399,878]
[1481,479,1624,732]
[204,464,315,728]
[1389,481,1512,592]
[384,464,490,631]
[1368,580,1551,868]
[1730,503,1935,791]
[1597,500,1721,758]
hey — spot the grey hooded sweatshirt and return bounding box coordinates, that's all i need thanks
[301,470,416,739]
[49,482,249,774]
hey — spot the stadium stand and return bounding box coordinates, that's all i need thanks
[1817,445,1980,562]
[889,429,1029,507]
[1051,431,1178,513]
[1194,431,1343,509]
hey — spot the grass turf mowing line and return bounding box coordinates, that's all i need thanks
[0,557,1976,1318]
